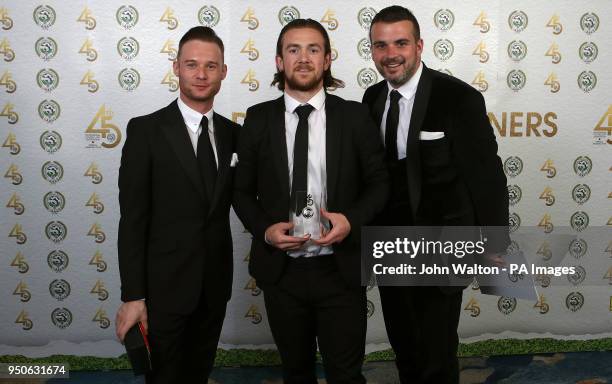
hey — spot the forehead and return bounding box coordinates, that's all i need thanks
[281,27,325,47]
[180,40,223,60]
[371,20,416,41]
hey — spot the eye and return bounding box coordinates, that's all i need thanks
[288,47,298,54]
[373,43,385,50]
[207,64,217,70]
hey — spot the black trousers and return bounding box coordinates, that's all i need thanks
[145,296,226,384]
[379,286,463,384]
[261,255,367,384]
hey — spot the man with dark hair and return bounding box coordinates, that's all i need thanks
[363,5,509,384]
[177,25,225,56]
[234,18,388,384]
[270,18,344,91]
[115,26,239,383]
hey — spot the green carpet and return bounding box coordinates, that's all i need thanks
[1,338,611,370]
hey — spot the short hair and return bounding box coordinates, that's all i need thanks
[177,26,224,59]
[369,5,421,41]
[271,18,344,91]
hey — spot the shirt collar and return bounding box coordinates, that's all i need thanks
[387,60,423,101]
[284,87,326,114]
[177,96,214,133]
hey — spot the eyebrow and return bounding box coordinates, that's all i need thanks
[184,59,219,65]
[286,43,322,50]
[372,38,411,45]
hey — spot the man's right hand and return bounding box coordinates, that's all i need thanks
[265,222,310,250]
[115,300,148,343]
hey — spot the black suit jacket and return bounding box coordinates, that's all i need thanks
[118,100,240,314]
[233,93,389,288]
[362,64,509,252]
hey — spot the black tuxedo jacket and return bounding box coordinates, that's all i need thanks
[233,93,389,288]
[362,64,509,252]
[118,100,240,314]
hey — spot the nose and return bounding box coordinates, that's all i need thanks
[297,49,310,63]
[196,64,207,79]
[385,44,398,58]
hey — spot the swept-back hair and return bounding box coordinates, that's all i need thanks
[177,26,224,59]
[271,18,344,90]
[369,5,421,41]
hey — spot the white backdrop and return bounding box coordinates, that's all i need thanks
[0,1,610,357]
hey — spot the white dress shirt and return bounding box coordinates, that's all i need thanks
[177,96,218,167]
[380,61,423,160]
[283,87,332,257]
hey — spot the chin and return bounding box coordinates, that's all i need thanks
[286,77,320,92]
[389,74,403,82]
[192,89,214,98]
[385,67,403,77]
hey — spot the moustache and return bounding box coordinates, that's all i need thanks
[294,64,314,71]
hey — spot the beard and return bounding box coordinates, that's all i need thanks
[282,66,324,92]
[376,56,417,88]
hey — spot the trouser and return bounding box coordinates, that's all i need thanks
[145,295,226,384]
[379,286,463,384]
[261,255,367,384]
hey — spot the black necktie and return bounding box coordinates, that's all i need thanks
[291,104,314,216]
[197,115,217,196]
[385,89,401,161]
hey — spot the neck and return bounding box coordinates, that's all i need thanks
[284,84,323,104]
[180,94,213,115]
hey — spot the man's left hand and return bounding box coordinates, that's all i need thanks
[485,252,506,267]
[312,208,351,247]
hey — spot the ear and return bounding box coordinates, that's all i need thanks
[416,38,424,56]
[275,55,284,72]
[324,52,331,71]
[221,63,227,80]
[172,60,179,77]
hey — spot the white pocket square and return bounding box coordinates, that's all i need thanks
[230,153,239,167]
[419,131,445,140]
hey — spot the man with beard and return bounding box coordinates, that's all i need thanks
[115,26,239,383]
[362,6,509,384]
[233,19,388,383]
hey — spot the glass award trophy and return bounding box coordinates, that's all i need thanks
[292,190,322,239]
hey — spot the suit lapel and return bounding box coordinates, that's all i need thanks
[406,64,433,218]
[160,100,207,201]
[372,82,389,128]
[270,96,291,214]
[325,94,341,205]
[209,113,231,215]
